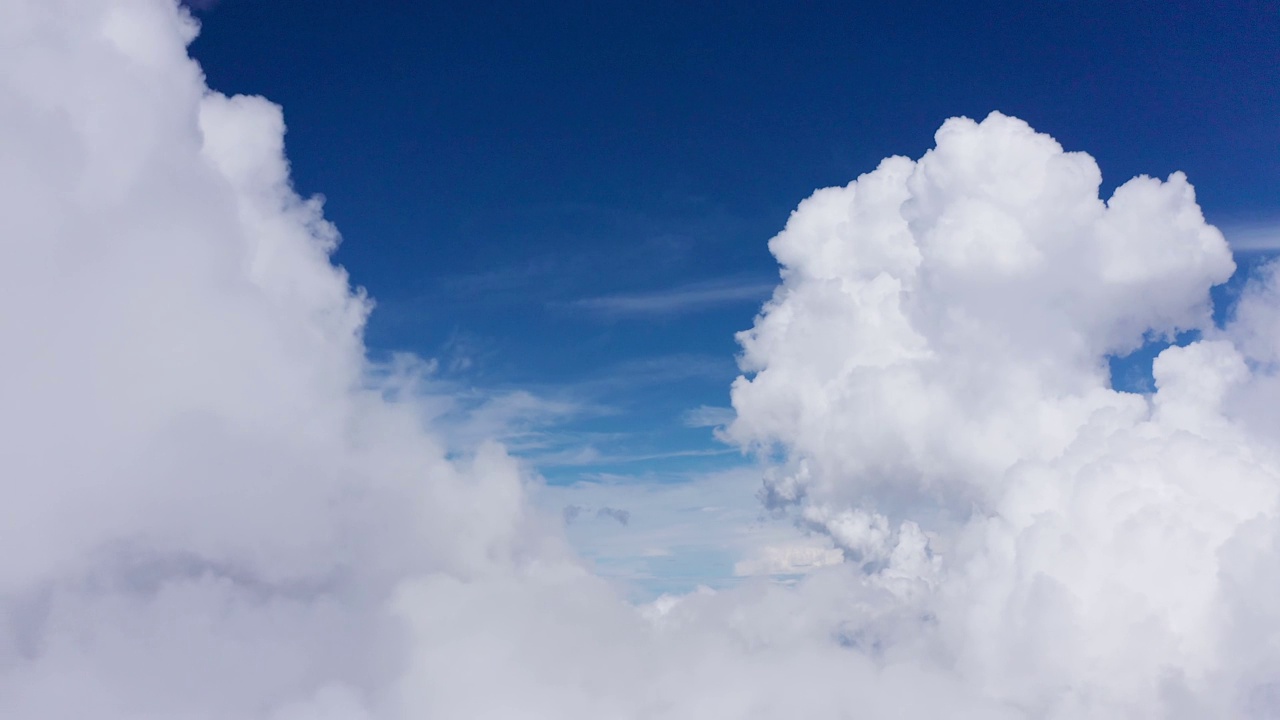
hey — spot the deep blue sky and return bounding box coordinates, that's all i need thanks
[188,0,1278,482]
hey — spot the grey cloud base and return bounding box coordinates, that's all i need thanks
[1,1,1277,718]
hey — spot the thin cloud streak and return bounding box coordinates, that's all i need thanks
[683,405,736,428]
[1224,221,1280,253]
[532,445,738,468]
[566,277,775,317]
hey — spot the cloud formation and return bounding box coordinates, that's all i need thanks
[683,404,736,428]
[1223,220,1280,254]
[0,1,550,716]
[728,112,1280,716]
[3,1,1278,718]
[568,277,776,317]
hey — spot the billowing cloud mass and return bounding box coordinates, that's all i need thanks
[2,1,1278,718]
[727,114,1280,715]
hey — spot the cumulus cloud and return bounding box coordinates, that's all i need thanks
[728,111,1280,715]
[4,1,1278,718]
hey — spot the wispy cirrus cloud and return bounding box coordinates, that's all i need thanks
[565,277,775,317]
[533,445,737,468]
[683,404,736,428]
[1223,220,1280,253]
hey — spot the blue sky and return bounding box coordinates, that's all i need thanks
[187,0,1278,595]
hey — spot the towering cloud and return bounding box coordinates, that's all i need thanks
[1,1,1277,718]
[728,113,1280,716]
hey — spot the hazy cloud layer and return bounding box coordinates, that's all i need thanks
[3,2,1278,719]
[541,466,816,597]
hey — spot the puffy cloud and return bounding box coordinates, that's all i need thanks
[4,1,1278,718]
[728,112,1280,715]
[0,1,551,716]
[730,114,1234,520]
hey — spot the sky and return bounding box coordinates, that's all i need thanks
[5,0,1280,717]
[187,0,1279,371]
[180,0,1280,592]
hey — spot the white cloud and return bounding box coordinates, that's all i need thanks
[4,2,1279,717]
[1222,220,1280,253]
[568,276,776,317]
[0,1,550,715]
[727,111,1280,715]
[733,543,844,577]
[683,404,736,427]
